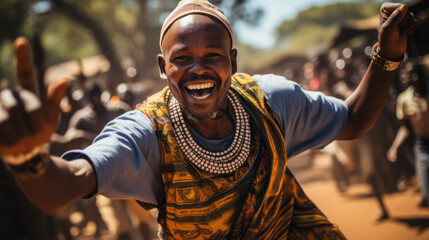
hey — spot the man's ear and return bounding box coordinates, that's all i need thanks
[157,54,167,81]
[230,48,238,75]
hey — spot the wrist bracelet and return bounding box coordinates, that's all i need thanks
[2,144,50,180]
[371,42,403,71]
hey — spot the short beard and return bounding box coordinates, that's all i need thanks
[178,88,229,123]
[182,107,219,123]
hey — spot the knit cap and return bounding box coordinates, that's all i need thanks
[159,0,233,48]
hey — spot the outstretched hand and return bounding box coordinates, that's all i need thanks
[0,37,69,155]
[377,3,418,59]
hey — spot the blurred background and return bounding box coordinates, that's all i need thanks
[0,0,428,239]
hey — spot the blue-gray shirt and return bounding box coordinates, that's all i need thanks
[63,74,348,205]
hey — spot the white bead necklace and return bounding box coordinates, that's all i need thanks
[169,90,251,174]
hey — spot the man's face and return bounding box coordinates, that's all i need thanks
[158,14,237,121]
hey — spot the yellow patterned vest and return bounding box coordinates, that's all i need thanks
[139,73,346,240]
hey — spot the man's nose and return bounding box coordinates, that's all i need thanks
[188,59,208,75]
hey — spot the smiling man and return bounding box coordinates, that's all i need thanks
[158,13,236,126]
[0,0,419,239]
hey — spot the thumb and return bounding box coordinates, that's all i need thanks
[45,78,69,124]
[386,4,408,28]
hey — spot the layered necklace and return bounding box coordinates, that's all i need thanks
[169,90,251,174]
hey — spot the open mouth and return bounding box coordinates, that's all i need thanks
[185,82,215,100]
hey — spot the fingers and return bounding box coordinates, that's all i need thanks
[382,4,408,29]
[0,88,46,154]
[0,38,67,156]
[14,37,37,94]
[45,78,69,125]
[0,89,43,137]
[398,12,419,36]
[377,2,418,59]
[381,3,418,36]
[0,89,27,139]
[19,89,44,135]
[0,99,16,145]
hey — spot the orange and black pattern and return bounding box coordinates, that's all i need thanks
[139,73,346,239]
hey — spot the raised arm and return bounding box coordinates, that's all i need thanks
[337,3,418,140]
[0,37,96,214]
[387,124,410,162]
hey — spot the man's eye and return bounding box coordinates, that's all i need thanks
[207,53,220,58]
[173,56,189,62]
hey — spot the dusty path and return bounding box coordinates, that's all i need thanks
[289,152,429,240]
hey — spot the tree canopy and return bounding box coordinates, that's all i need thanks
[275,1,380,53]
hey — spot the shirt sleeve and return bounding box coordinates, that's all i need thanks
[253,74,348,158]
[396,87,412,120]
[62,110,162,206]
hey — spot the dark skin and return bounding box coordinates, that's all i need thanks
[0,38,95,214]
[338,3,417,140]
[158,14,237,139]
[0,3,418,214]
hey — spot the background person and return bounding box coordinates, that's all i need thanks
[388,62,429,207]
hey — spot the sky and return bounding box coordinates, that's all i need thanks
[234,0,360,49]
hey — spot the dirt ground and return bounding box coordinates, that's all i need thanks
[288,151,429,240]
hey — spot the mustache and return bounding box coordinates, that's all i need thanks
[187,73,218,82]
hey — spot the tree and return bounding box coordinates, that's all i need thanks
[0,0,33,43]
[275,1,380,53]
[51,0,125,88]
[0,0,34,84]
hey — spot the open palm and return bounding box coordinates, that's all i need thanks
[0,37,69,155]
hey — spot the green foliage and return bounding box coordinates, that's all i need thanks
[0,40,15,87]
[25,12,98,66]
[0,0,33,84]
[286,24,338,53]
[275,1,380,53]
[0,0,33,43]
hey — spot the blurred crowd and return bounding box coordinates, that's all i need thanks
[288,45,429,222]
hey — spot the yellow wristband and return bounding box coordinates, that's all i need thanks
[2,144,50,180]
[371,42,403,71]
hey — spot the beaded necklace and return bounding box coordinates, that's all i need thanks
[169,90,251,174]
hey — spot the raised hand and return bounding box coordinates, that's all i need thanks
[0,37,69,156]
[377,3,418,59]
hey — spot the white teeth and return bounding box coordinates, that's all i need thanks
[185,82,214,90]
[193,93,211,100]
